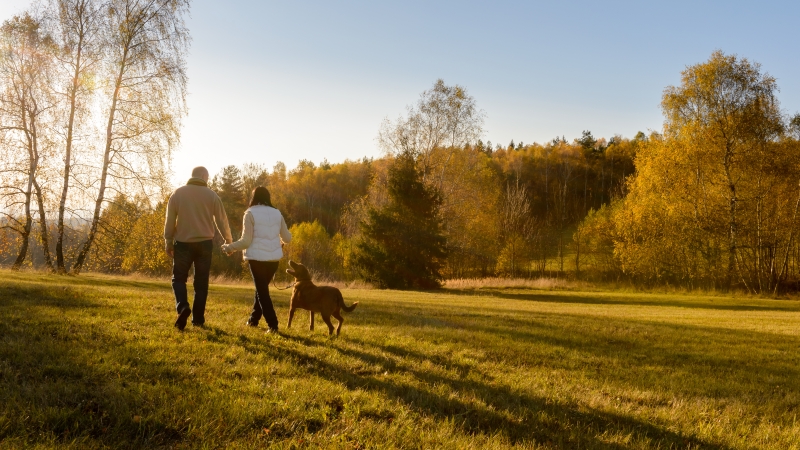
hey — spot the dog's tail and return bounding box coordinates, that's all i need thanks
[339,291,358,313]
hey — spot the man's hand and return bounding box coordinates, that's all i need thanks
[165,247,174,259]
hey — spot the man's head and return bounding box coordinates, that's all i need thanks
[191,166,209,182]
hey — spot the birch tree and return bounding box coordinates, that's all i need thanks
[48,0,104,273]
[377,79,485,186]
[0,13,57,270]
[71,0,189,273]
[661,51,784,288]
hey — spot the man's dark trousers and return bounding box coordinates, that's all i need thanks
[172,240,213,326]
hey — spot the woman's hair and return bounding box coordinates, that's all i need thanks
[249,186,274,208]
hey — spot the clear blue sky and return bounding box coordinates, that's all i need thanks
[3,0,799,184]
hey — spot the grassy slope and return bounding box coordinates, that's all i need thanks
[1,270,799,449]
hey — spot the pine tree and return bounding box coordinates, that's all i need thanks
[355,153,447,289]
[210,165,246,276]
[212,165,245,231]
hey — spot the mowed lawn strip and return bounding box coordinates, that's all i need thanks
[0,269,799,449]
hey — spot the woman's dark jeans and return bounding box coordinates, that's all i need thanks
[247,260,280,330]
[171,240,213,326]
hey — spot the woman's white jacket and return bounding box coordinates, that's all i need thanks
[223,205,292,261]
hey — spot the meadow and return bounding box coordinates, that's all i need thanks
[1,269,799,449]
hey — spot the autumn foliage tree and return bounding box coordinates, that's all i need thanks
[595,51,800,292]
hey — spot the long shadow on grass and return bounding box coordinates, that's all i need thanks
[360,303,800,406]
[0,272,174,293]
[0,283,101,309]
[260,333,728,449]
[444,288,800,312]
[0,288,196,448]
[334,298,800,428]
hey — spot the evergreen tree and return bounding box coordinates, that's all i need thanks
[213,165,245,231]
[578,130,596,151]
[355,153,447,289]
[210,165,246,276]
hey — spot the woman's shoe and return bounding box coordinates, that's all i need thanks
[245,319,258,327]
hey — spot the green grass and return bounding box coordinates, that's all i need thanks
[1,270,800,449]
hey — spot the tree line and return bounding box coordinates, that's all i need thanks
[1,77,635,286]
[3,5,797,294]
[75,126,634,285]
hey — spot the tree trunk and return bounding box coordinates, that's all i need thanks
[13,171,35,270]
[72,49,127,274]
[726,179,738,290]
[33,179,53,270]
[12,99,37,270]
[28,112,53,271]
[57,32,85,273]
[575,229,581,279]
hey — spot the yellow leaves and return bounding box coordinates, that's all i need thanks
[120,199,171,276]
[285,220,337,278]
[606,52,800,287]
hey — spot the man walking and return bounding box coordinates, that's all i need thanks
[164,166,233,330]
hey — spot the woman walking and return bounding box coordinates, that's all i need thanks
[222,187,292,333]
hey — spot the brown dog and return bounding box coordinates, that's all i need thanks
[286,260,358,335]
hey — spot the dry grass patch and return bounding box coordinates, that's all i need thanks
[444,276,590,291]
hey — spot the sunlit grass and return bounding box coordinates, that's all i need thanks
[1,269,799,449]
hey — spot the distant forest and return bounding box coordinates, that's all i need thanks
[2,131,635,283]
[2,0,799,293]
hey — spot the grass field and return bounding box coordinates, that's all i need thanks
[1,270,800,449]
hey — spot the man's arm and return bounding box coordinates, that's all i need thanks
[163,194,177,258]
[214,196,233,244]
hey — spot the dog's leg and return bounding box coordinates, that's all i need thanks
[287,308,295,328]
[309,312,314,331]
[321,314,335,335]
[333,311,343,335]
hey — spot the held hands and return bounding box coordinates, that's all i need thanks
[221,243,233,256]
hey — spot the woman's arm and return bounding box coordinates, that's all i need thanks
[223,210,254,252]
[279,214,292,244]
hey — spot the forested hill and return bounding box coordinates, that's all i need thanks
[10,133,633,282]
[1,1,798,294]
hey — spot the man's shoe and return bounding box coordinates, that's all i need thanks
[174,307,191,331]
[192,322,205,329]
[266,327,278,334]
